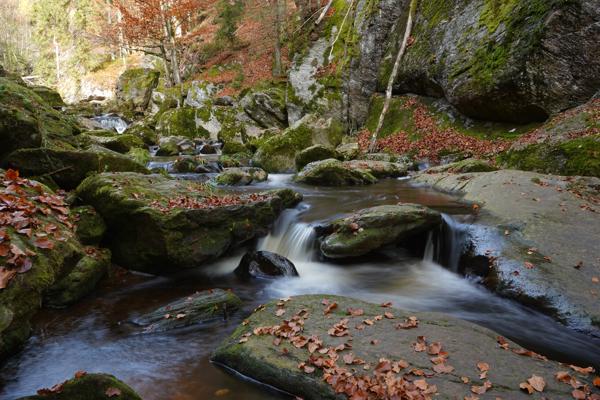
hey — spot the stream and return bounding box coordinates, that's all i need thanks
[1,174,600,399]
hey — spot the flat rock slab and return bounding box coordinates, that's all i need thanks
[213,295,598,399]
[133,288,241,333]
[413,169,600,335]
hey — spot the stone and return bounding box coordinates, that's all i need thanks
[344,160,408,179]
[295,145,339,170]
[295,159,378,186]
[425,159,498,174]
[75,173,303,273]
[156,136,195,156]
[214,167,268,186]
[72,206,107,245]
[335,142,360,161]
[156,107,211,139]
[29,86,65,109]
[184,80,217,108]
[116,68,160,113]
[87,133,145,154]
[133,288,242,333]
[234,251,299,280]
[212,295,597,400]
[319,204,441,258]
[240,87,288,128]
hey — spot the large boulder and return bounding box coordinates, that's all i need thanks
[0,170,91,360]
[295,145,339,170]
[371,0,600,124]
[253,114,345,172]
[336,142,361,161]
[133,288,242,333]
[72,206,107,245]
[87,133,145,154]
[240,87,288,128]
[214,167,268,186]
[17,373,142,400]
[184,80,217,108]
[343,160,408,179]
[116,68,160,113]
[294,159,378,186]
[318,204,441,258]
[3,147,149,190]
[234,251,299,280]
[156,107,211,139]
[156,135,195,156]
[75,172,303,273]
[213,295,598,400]
[29,86,65,109]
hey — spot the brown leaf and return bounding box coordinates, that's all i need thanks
[594,376,600,387]
[471,381,492,395]
[527,375,545,392]
[323,302,338,315]
[520,382,534,394]
[74,370,87,379]
[477,362,489,372]
[105,387,122,397]
[384,312,394,319]
[33,237,55,250]
[570,365,595,375]
[347,308,364,316]
[433,363,454,374]
[572,389,586,399]
[0,267,16,289]
[275,308,286,317]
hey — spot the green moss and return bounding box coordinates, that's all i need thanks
[253,124,313,172]
[365,96,416,138]
[72,206,107,245]
[156,107,210,139]
[127,147,151,165]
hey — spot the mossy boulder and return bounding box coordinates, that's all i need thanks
[133,288,242,333]
[426,158,499,174]
[156,107,211,139]
[44,248,111,308]
[253,114,345,173]
[214,167,268,186]
[75,173,303,273]
[116,68,160,113]
[212,295,596,400]
[318,204,441,258]
[343,160,408,179]
[240,87,288,128]
[156,136,195,156]
[0,77,78,162]
[88,133,145,154]
[295,145,339,170]
[72,206,107,245]
[3,147,149,190]
[184,80,217,108]
[17,373,142,400]
[29,86,65,109]
[295,159,378,186]
[335,142,360,161]
[222,141,248,155]
[127,121,159,145]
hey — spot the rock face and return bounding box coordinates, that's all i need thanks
[240,87,288,128]
[73,206,107,245]
[414,169,600,336]
[4,147,149,190]
[214,167,268,186]
[295,159,378,186]
[29,86,65,109]
[75,173,303,273]
[212,295,597,400]
[156,107,211,139]
[319,204,441,258]
[295,145,339,171]
[116,68,160,113]
[17,373,142,400]
[235,251,299,280]
[375,0,600,124]
[133,288,242,333]
[343,160,408,179]
[87,133,145,154]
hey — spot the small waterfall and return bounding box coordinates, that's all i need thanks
[91,114,128,134]
[258,208,316,263]
[423,231,435,262]
[441,213,464,271]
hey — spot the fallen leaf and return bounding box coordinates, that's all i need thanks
[214,388,230,396]
[471,381,492,394]
[527,375,545,392]
[0,267,16,289]
[477,362,490,372]
[572,389,586,399]
[570,365,595,375]
[520,382,534,394]
[433,363,454,374]
[594,376,600,387]
[275,308,286,317]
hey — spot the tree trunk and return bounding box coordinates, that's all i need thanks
[159,44,173,87]
[368,0,418,153]
[53,34,61,83]
[315,0,334,25]
[273,0,284,77]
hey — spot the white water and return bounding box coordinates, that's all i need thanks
[91,114,129,134]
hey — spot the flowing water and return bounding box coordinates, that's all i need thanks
[2,175,600,399]
[91,114,129,134]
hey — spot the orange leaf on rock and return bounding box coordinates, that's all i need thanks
[0,267,16,289]
[594,376,600,387]
[527,375,545,392]
[570,365,595,375]
[477,362,489,372]
[471,381,492,395]
[433,363,454,374]
[572,389,586,399]
[520,382,534,394]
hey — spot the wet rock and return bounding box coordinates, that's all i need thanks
[336,142,361,161]
[294,159,377,186]
[3,147,149,190]
[75,172,302,273]
[73,206,106,245]
[414,169,600,336]
[44,248,110,308]
[29,86,65,109]
[133,288,242,333]
[156,136,195,156]
[240,87,288,129]
[295,145,339,171]
[198,143,218,154]
[235,251,298,280]
[344,160,408,179]
[127,121,159,146]
[215,167,268,186]
[425,159,498,174]
[116,68,160,113]
[17,373,142,400]
[212,295,597,400]
[319,204,441,258]
[156,106,211,139]
[87,133,145,154]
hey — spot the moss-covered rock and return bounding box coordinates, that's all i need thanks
[133,288,242,333]
[29,86,65,109]
[294,159,377,186]
[240,87,288,129]
[222,141,248,155]
[75,173,302,273]
[343,160,408,179]
[17,373,142,400]
[127,148,151,166]
[295,145,339,170]
[156,107,211,139]
[127,121,159,145]
[335,142,360,161]
[116,68,160,113]
[3,147,149,190]
[87,133,145,154]
[44,248,110,308]
[318,204,441,258]
[214,167,268,186]
[156,136,195,156]
[426,158,499,174]
[253,114,345,173]
[72,206,107,245]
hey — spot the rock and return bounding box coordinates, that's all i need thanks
[214,96,234,106]
[240,87,288,128]
[29,86,65,109]
[212,295,597,400]
[184,80,217,108]
[344,160,408,179]
[75,173,302,273]
[413,170,600,335]
[215,167,268,186]
[3,147,149,190]
[72,206,107,245]
[87,133,145,154]
[319,204,441,258]
[295,145,339,170]
[156,136,195,156]
[235,251,298,280]
[17,373,142,400]
[335,142,361,161]
[0,171,87,360]
[253,114,344,173]
[172,156,208,173]
[116,68,160,113]
[127,121,159,145]
[198,143,218,154]
[156,106,211,139]
[133,288,241,333]
[425,159,498,174]
[295,159,377,186]
[222,142,248,155]
[0,77,79,163]
[44,248,110,308]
